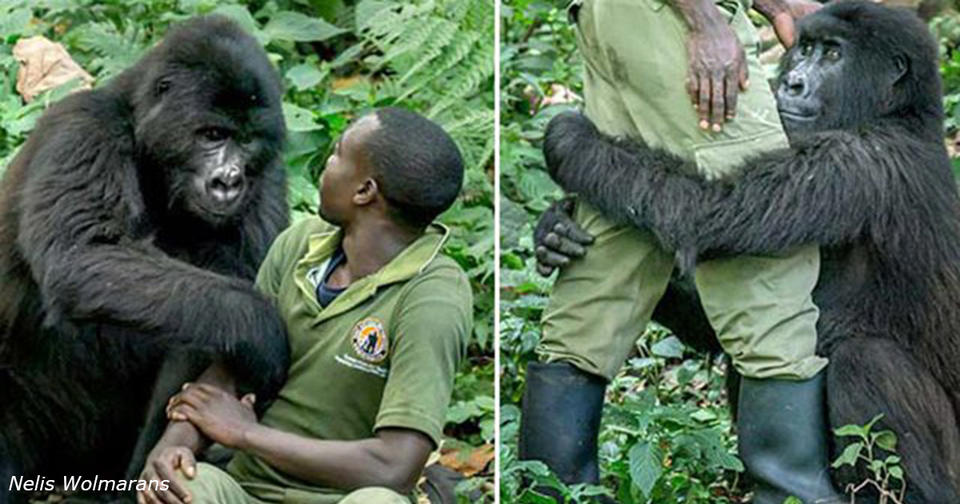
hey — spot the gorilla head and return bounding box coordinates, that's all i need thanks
[0,14,293,499]
[124,16,285,227]
[776,2,942,137]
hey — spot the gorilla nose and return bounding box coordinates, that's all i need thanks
[783,71,807,97]
[207,166,243,204]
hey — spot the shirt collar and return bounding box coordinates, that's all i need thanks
[300,222,450,288]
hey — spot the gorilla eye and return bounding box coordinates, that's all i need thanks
[199,128,230,143]
[155,79,172,96]
[825,48,841,61]
[800,43,813,57]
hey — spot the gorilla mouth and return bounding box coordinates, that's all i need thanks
[204,202,244,219]
[778,108,817,122]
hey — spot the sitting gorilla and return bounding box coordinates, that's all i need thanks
[537,2,960,502]
[0,16,290,503]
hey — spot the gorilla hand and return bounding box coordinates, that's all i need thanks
[534,197,594,277]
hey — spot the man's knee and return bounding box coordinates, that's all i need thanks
[338,487,409,504]
[696,246,826,379]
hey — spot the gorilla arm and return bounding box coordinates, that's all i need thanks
[543,111,937,258]
[14,103,288,396]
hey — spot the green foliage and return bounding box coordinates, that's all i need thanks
[934,14,960,134]
[597,333,744,504]
[0,0,493,500]
[832,414,907,503]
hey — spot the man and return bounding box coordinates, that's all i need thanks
[138,108,473,504]
[520,0,842,502]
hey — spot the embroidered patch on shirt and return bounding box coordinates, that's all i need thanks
[351,317,388,363]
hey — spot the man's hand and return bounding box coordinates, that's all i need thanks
[534,198,594,277]
[754,0,822,48]
[138,446,197,504]
[686,25,748,131]
[167,383,258,449]
[673,0,749,131]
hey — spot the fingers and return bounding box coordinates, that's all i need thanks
[686,71,699,110]
[536,245,571,269]
[169,403,198,422]
[536,262,555,277]
[697,74,710,130]
[710,71,725,132]
[138,475,170,504]
[544,232,586,258]
[773,12,796,48]
[139,487,159,504]
[178,450,198,480]
[154,452,194,504]
[167,382,229,418]
[554,222,594,245]
[724,69,739,123]
[169,386,211,411]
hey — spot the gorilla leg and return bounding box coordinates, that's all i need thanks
[827,338,960,503]
[124,350,211,480]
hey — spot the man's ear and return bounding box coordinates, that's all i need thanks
[352,178,379,206]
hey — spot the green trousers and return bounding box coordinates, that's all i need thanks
[176,463,410,504]
[539,0,827,381]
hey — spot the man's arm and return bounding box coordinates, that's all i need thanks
[139,363,239,504]
[242,424,432,494]
[167,384,431,493]
[543,111,937,257]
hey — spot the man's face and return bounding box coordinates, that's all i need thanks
[318,115,380,224]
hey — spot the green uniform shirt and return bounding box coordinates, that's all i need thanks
[227,217,472,496]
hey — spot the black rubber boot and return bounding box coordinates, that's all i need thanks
[738,370,845,504]
[518,361,608,501]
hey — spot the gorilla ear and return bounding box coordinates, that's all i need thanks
[155,78,172,96]
[893,55,909,83]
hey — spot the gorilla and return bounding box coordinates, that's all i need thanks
[536,2,960,502]
[0,16,290,503]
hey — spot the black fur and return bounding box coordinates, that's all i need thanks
[542,3,960,502]
[0,16,290,503]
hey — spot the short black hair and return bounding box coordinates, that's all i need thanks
[363,107,464,227]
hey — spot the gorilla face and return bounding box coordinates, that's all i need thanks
[775,37,848,134]
[170,95,282,226]
[132,22,285,227]
[774,3,933,138]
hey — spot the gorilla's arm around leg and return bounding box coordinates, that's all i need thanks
[543,111,953,258]
[14,98,288,397]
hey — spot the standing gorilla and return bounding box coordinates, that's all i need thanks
[538,2,960,502]
[0,16,290,503]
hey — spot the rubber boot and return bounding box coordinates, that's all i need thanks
[518,361,609,502]
[738,370,845,504]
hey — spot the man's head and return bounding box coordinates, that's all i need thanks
[318,107,464,229]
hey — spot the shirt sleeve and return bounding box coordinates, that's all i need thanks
[373,264,473,448]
